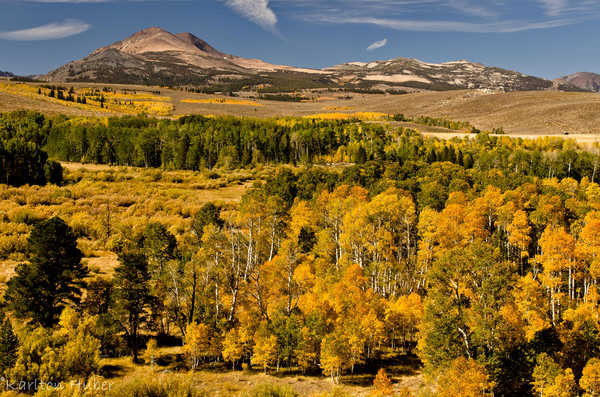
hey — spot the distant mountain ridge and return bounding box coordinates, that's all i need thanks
[0,71,14,77]
[44,27,555,93]
[327,58,552,92]
[554,72,600,92]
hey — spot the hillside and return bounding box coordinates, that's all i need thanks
[0,71,14,77]
[327,58,552,92]
[44,27,554,93]
[554,72,600,92]
[3,80,600,136]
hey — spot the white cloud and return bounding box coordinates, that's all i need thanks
[367,38,387,51]
[326,16,575,33]
[0,20,90,40]
[225,0,278,32]
[539,0,567,16]
[446,0,497,17]
[274,0,600,33]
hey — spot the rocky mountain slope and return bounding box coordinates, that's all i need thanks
[554,72,600,92]
[327,58,552,92]
[44,27,554,93]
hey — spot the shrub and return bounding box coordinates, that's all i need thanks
[244,384,299,397]
[45,161,63,185]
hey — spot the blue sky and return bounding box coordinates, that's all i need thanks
[0,0,599,78]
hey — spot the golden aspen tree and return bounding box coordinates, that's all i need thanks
[317,185,368,270]
[577,212,600,296]
[543,368,577,397]
[184,322,210,370]
[295,326,320,373]
[385,293,423,350]
[532,353,562,397]
[507,210,532,274]
[251,327,278,373]
[222,328,244,370]
[474,185,503,231]
[437,357,494,397]
[581,358,600,397]
[416,207,438,289]
[513,274,551,341]
[320,330,350,384]
[536,226,576,324]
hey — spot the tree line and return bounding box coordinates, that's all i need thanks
[0,111,62,187]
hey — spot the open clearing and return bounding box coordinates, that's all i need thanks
[0,163,261,291]
[96,347,424,396]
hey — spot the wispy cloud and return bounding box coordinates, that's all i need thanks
[367,38,387,51]
[274,0,600,33]
[0,19,90,40]
[446,0,497,17]
[224,0,278,32]
[325,16,576,33]
[538,0,567,16]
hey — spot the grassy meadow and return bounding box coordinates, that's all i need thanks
[3,80,600,136]
[0,163,257,289]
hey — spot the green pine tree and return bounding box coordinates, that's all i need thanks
[5,217,87,327]
[112,252,153,363]
[0,310,19,375]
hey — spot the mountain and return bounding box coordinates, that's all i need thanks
[554,72,600,92]
[44,27,326,88]
[0,71,14,77]
[327,58,552,92]
[44,27,553,93]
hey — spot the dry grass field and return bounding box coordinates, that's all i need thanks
[2,80,600,136]
[0,163,262,293]
[94,346,424,396]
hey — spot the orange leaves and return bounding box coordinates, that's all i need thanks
[385,293,423,344]
[580,358,600,396]
[303,112,389,121]
[512,274,551,341]
[577,211,600,280]
[536,225,575,276]
[181,98,262,106]
[436,357,495,397]
[435,203,467,250]
[289,200,315,240]
[507,210,532,260]
[372,368,394,396]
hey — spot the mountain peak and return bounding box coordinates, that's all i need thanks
[136,26,170,35]
[554,72,600,92]
[174,32,224,58]
[115,27,189,54]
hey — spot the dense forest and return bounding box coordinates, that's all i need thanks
[2,110,600,396]
[0,111,62,187]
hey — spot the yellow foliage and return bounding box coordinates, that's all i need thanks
[251,329,278,373]
[183,323,210,370]
[303,112,389,121]
[181,98,263,106]
[0,83,173,116]
[581,358,600,396]
[436,357,495,397]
